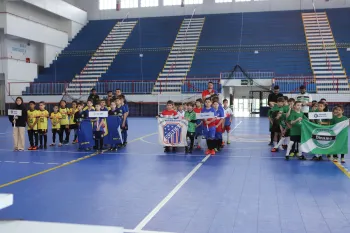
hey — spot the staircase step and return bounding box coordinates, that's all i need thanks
[159,73,187,76]
[166,61,191,65]
[313,70,345,74]
[76,74,101,78]
[309,50,337,54]
[69,83,95,87]
[312,62,341,66]
[163,69,189,72]
[157,77,186,81]
[315,75,347,78]
[154,81,183,86]
[307,36,333,40]
[309,54,338,58]
[169,54,193,57]
[72,78,99,82]
[312,66,343,70]
[88,59,113,63]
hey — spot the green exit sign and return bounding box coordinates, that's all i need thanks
[241,80,253,85]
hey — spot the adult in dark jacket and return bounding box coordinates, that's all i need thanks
[8,97,27,151]
[88,88,100,106]
[268,85,283,107]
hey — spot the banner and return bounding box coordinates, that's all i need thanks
[301,120,349,154]
[105,116,123,145]
[158,118,188,147]
[78,120,94,150]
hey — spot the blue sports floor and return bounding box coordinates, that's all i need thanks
[1,117,350,233]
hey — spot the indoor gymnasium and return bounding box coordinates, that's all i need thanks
[1,0,350,233]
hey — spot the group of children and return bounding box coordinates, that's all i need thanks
[268,96,348,162]
[159,95,234,155]
[22,95,129,153]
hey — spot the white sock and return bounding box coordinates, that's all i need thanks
[286,141,295,156]
[298,143,302,156]
[197,137,202,147]
[273,141,277,147]
[226,132,230,141]
[275,137,285,149]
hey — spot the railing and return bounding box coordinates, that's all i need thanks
[220,71,275,79]
[8,79,221,96]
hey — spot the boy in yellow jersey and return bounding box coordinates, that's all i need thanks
[37,101,49,149]
[59,100,70,145]
[27,101,39,150]
[50,106,62,147]
[69,101,79,144]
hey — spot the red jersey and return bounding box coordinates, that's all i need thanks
[193,107,202,113]
[202,89,216,99]
[161,109,178,117]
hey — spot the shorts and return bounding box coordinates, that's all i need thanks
[290,135,301,143]
[283,129,290,137]
[69,124,78,130]
[60,125,69,130]
[93,131,104,139]
[195,124,203,136]
[187,132,195,138]
[215,132,222,140]
[38,129,47,135]
[224,125,231,132]
[204,126,216,140]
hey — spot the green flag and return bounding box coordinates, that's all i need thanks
[301,120,349,154]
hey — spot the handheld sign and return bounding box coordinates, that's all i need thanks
[88,111,108,118]
[8,109,22,116]
[196,112,214,119]
[308,112,333,120]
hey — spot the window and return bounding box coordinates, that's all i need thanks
[141,0,158,7]
[163,0,181,6]
[215,0,232,3]
[99,0,116,10]
[122,0,138,8]
[163,0,202,6]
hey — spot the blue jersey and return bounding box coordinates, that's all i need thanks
[92,118,105,133]
[84,108,94,118]
[100,107,109,112]
[201,107,216,127]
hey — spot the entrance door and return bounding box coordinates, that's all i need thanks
[233,97,250,117]
[249,91,270,115]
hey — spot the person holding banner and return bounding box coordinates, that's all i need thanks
[92,102,106,153]
[107,101,124,151]
[330,105,348,163]
[9,97,27,151]
[157,100,178,152]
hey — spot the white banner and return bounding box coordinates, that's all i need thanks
[88,111,108,118]
[158,118,188,147]
[196,112,214,119]
[8,109,22,116]
[308,112,333,120]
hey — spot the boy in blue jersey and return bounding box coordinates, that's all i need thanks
[119,95,128,147]
[92,102,105,153]
[202,98,216,156]
[212,100,225,152]
[84,99,95,116]
[193,98,203,149]
[108,101,123,151]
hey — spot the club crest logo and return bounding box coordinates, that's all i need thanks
[311,128,336,149]
[163,122,182,145]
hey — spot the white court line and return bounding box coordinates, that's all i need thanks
[134,120,243,231]
[0,149,90,154]
[124,229,175,233]
[140,138,158,145]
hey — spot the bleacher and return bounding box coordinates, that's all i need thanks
[189,11,311,77]
[100,16,184,81]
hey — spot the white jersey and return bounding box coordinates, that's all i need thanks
[177,110,185,119]
[223,107,233,125]
[296,92,312,113]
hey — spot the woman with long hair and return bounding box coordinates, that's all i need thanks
[8,97,27,151]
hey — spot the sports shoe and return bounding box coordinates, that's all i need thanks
[279,146,285,151]
[38,145,43,150]
[58,143,62,147]
[329,155,334,161]
[285,155,290,160]
[32,146,38,150]
[49,143,55,147]
[72,140,78,144]
[28,146,33,150]
[282,144,287,149]
[197,145,201,150]
[289,152,295,157]
[210,149,216,156]
[318,156,323,161]
[221,141,225,146]
[268,142,273,146]
[205,149,211,155]
[271,148,278,152]
[214,148,218,152]
[341,158,345,163]
[227,140,230,144]
[311,156,318,161]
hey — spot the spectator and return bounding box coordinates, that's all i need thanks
[268,85,283,107]
[106,91,114,107]
[88,88,100,106]
[296,85,313,117]
[112,88,127,104]
[202,82,217,101]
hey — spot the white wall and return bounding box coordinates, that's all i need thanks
[44,44,61,68]
[68,21,84,41]
[76,0,350,20]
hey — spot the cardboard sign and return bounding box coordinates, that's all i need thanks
[88,111,108,118]
[308,112,333,120]
[196,112,214,119]
[8,109,22,116]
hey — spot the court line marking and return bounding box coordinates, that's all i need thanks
[0,149,91,154]
[134,121,243,231]
[333,161,350,179]
[0,132,157,189]
[124,229,175,233]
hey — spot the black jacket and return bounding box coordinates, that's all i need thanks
[8,99,27,127]
[268,92,283,105]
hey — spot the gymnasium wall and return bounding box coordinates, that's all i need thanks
[77,0,350,20]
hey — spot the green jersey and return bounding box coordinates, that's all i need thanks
[282,105,290,113]
[185,111,196,133]
[330,116,348,125]
[287,110,307,136]
[280,114,287,129]
[269,105,284,117]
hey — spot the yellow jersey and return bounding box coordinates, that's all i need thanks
[69,108,78,125]
[37,110,49,130]
[50,112,62,129]
[27,110,38,130]
[83,106,95,111]
[59,108,69,125]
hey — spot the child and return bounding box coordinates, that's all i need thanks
[212,100,224,152]
[158,100,178,152]
[9,97,27,151]
[37,101,49,149]
[268,97,285,145]
[310,100,318,112]
[271,111,284,152]
[100,99,110,111]
[184,102,196,153]
[108,101,123,151]
[84,99,95,115]
[59,100,70,145]
[69,101,78,144]
[183,103,188,112]
[201,98,216,155]
[92,102,105,153]
[330,105,348,163]
[177,103,185,118]
[193,98,203,149]
[311,101,329,161]
[27,101,39,150]
[282,96,289,113]
[223,99,233,145]
[50,106,62,147]
[120,95,129,147]
[285,101,307,160]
